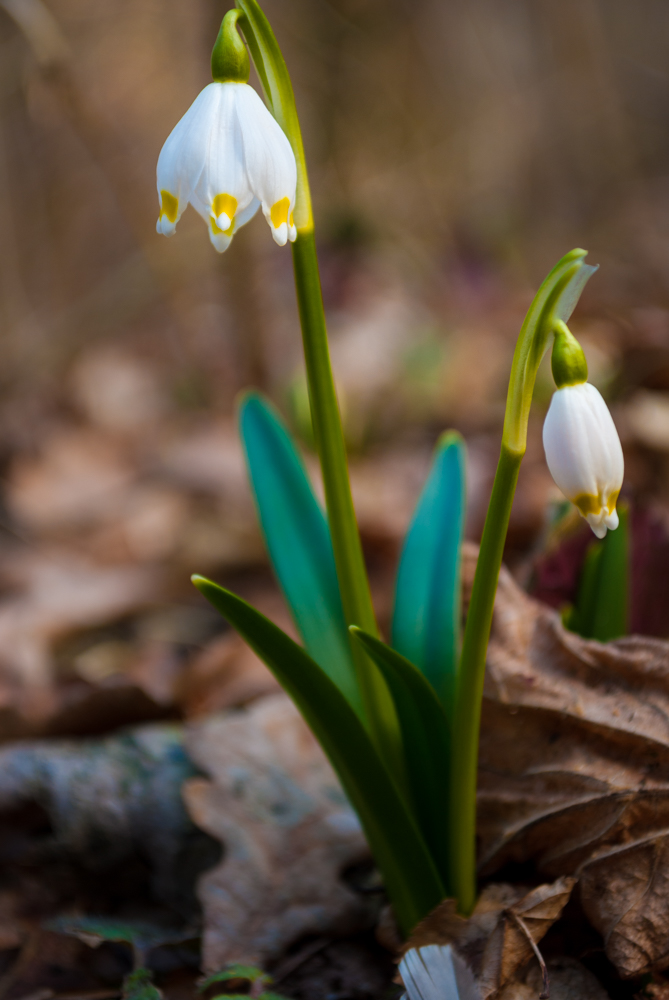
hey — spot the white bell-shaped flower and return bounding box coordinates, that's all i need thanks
[156,12,297,253]
[543,382,624,538]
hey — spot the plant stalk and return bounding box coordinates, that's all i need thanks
[449,444,522,913]
[291,230,402,774]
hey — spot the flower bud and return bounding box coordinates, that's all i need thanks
[543,380,624,538]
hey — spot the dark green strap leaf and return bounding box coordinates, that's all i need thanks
[566,504,629,641]
[239,392,361,717]
[192,575,445,934]
[350,627,451,892]
[392,432,465,718]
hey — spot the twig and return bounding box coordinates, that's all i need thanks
[271,936,333,985]
[507,911,550,1000]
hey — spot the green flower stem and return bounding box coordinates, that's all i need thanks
[292,231,402,775]
[448,249,597,915]
[448,444,521,913]
[233,0,402,774]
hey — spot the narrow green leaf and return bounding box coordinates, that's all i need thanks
[566,504,629,642]
[239,392,361,716]
[349,628,451,892]
[192,575,445,934]
[392,432,465,717]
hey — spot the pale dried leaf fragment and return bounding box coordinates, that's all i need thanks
[183,694,373,972]
[399,944,480,1000]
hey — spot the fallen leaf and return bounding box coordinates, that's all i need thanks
[183,694,374,972]
[497,956,609,1000]
[466,541,669,978]
[402,877,575,999]
[178,631,280,717]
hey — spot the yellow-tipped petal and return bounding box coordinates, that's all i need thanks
[270,196,290,229]
[212,192,237,222]
[159,190,179,224]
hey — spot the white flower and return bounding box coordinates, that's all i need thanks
[543,382,624,538]
[156,82,297,252]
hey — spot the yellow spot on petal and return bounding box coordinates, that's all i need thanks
[289,211,294,226]
[607,490,620,515]
[271,197,290,228]
[574,493,602,517]
[160,190,179,223]
[212,193,238,221]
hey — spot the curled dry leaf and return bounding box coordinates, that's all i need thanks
[183,694,373,972]
[465,541,669,978]
[402,877,575,1000]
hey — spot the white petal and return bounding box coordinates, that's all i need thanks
[193,82,255,227]
[271,222,288,246]
[587,514,608,539]
[233,196,261,232]
[604,508,619,531]
[234,84,297,238]
[156,83,222,230]
[543,382,624,535]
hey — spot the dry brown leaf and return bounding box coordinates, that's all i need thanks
[497,957,609,1000]
[467,541,669,978]
[183,694,373,972]
[0,550,157,733]
[178,631,280,717]
[402,877,575,1000]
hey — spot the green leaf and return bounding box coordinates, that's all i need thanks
[239,392,361,716]
[566,504,629,641]
[349,628,451,892]
[392,432,465,717]
[123,969,162,1000]
[192,575,445,935]
[200,965,271,990]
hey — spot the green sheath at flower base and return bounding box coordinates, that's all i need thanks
[551,320,588,388]
[212,10,250,83]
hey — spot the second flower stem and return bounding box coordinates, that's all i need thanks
[449,443,522,914]
[291,230,402,774]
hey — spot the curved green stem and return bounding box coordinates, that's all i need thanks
[449,249,598,914]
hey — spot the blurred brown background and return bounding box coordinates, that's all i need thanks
[0,0,668,738]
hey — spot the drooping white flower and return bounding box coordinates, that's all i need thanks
[156,81,297,252]
[543,381,624,538]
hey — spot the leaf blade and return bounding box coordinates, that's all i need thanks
[392,431,465,716]
[239,392,361,716]
[567,503,629,641]
[350,628,451,891]
[192,575,445,935]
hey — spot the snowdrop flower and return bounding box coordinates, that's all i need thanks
[543,323,624,538]
[156,10,297,253]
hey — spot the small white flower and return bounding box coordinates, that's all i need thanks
[156,82,297,252]
[543,382,624,538]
